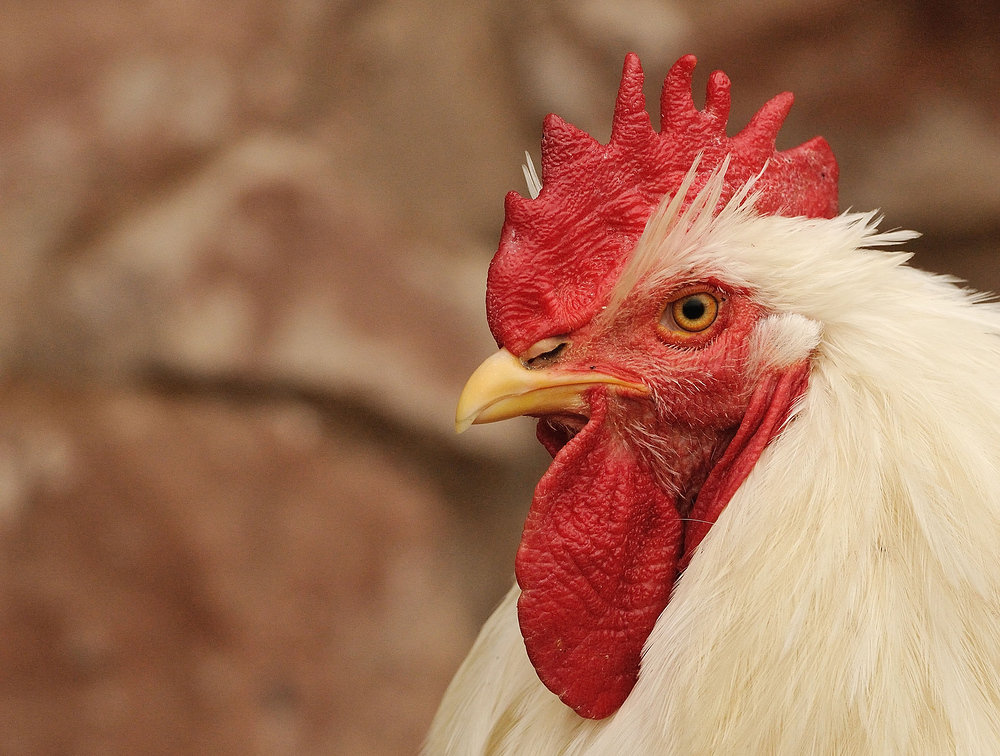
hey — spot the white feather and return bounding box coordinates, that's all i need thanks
[523,152,543,199]
[746,313,822,377]
[425,169,1000,755]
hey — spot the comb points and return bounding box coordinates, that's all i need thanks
[504,190,531,224]
[703,70,732,126]
[488,53,839,351]
[733,91,794,155]
[660,54,699,131]
[610,53,655,147]
[541,113,600,184]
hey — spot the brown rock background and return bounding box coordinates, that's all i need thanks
[0,1,997,754]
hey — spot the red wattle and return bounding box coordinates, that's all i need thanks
[515,391,682,720]
[515,362,811,720]
[680,362,810,569]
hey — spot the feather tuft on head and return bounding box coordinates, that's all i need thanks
[487,53,839,354]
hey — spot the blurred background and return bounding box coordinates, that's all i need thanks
[0,0,998,753]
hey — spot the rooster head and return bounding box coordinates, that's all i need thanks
[455,54,838,720]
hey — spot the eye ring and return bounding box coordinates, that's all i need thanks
[661,291,720,333]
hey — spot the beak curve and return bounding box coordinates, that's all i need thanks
[455,348,647,433]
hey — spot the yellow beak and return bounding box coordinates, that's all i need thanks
[455,348,648,433]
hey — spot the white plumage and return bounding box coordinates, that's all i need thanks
[426,166,1000,755]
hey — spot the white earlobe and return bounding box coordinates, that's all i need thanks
[747,313,822,376]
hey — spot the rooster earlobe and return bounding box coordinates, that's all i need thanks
[610,52,655,147]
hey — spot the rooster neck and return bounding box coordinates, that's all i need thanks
[429,345,1000,755]
[429,190,1000,755]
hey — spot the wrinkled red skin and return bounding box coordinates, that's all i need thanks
[488,53,834,720]
[488,53,837,355]
[512,282,809,719]
[518,391,680,721]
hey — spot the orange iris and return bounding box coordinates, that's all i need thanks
[664,292,719,332]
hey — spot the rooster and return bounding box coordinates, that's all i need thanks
[424,53,1000,755]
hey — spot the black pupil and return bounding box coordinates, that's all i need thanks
[681,297,706,321]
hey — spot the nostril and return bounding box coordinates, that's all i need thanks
[522,337,570,369]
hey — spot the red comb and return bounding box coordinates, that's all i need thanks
[486,53,838,353]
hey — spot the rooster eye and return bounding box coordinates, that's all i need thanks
[522,337,570,368]
[662,292,719,333]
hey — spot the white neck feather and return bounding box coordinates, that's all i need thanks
[426,192,1000,755]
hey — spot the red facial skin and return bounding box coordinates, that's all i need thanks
[512,281,809,719]
[487,52,832,720]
